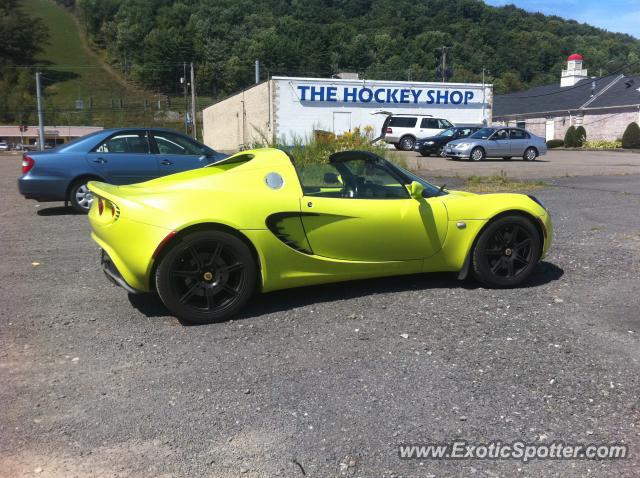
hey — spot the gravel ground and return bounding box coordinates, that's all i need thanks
[1,155,639,477]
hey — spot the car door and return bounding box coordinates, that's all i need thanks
[486,128,511,157]
[509,128,529,156]
[296,155,446,262]
[86,130,158,184]
[150,130,214,176]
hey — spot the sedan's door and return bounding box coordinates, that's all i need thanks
[150,130,216,176]
[296,157,446,262]
[486,128,511,157]
[509,128,529,156]
[86,130,158,184]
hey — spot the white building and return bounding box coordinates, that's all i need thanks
[202,76,493,151]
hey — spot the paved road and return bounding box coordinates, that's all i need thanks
[1,154,639,477]
[400,149,640,179]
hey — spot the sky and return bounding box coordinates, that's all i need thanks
[484,0,640,38]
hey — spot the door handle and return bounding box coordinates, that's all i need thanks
[160,160,173,166]
[92,157,107,164]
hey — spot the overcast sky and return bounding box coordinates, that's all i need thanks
[484,0,639,38]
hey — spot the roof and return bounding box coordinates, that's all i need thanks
[493,74,640,117]
[568,53,583,61]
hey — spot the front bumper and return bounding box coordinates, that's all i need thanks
[444,146,471,159]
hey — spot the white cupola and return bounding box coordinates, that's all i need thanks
[561,53,588,87]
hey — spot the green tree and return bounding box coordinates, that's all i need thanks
[621,122,640,149]
[575,125,587,147]
[564,126,577,148]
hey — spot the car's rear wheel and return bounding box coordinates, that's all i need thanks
[155,230,257,324]
[524,147,538,161]
[69,178,95,213]
[399,135,415,151]
[470,147,485,161]
[472,216,541,288]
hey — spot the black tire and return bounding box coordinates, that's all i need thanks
[472,215,542,288]
[470,147,485,161]
[399,135,415,151]
[155,230,257,324]
[502,156,512,161]
[436,146,444,157]
[69,178,95,213]
[393,143,401,150]
[420,152,430,157]
[524,147,538,161]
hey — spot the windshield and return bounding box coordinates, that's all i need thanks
[470,128,495,139]
[388,163,448,197]
[437,128,456,137]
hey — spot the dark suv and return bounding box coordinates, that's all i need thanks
[414,126,481,157]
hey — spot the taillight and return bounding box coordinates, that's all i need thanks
[22,155,35,174]
[386,127,393,134]
[98,197,104,215]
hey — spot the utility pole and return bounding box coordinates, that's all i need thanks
[255,60,260,84]
[190,62,197,140]
[182,62,188,134]
[438,46,449,82]
[35,71,45,151]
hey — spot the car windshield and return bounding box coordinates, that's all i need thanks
[470,128,495,139]
[388,163,448,197]
[437,128,456,137]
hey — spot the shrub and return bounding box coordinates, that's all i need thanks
[583,139,622,149]
[575,125,586,147]
[563,126,577,147]
[622,122,640,149]
[546,139,564,148]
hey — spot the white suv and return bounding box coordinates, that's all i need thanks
[382,114,454,150]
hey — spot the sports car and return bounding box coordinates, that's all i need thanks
[88,148,552,324]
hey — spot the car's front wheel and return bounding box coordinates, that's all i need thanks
[472,216,542,288]
[524,147,538,161]
[155,230,257,324]
[470,147,485,161]
[69,178,95,213]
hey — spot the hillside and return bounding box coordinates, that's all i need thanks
[57,0,640,100]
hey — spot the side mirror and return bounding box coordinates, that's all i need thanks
[408,181,424,199]
[324,172,340,184]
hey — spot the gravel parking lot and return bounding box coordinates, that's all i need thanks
[1,152,639,477]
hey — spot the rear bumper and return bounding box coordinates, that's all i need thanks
[18,174,68,201]
[101,249,142,294]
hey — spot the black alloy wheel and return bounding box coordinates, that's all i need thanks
[472,216,541,288]
[156,231,257,324]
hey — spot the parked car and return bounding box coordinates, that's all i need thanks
[88,148,552,324]
[414,126,481,157]
[444,127,547,161]
[0,141,9,151]
[18,128,228,213]
[381,114,454,151]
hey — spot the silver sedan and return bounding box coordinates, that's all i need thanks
[444,127,547,161]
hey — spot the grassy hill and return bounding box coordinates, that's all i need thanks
[20,0,186,128]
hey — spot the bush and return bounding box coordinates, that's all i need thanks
[546,139,564,148]
[564,126,577,147]
[583,139,622,149]
[575,126,586,147]
[622,122,640,149]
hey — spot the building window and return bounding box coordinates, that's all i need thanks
[516,121,526,129]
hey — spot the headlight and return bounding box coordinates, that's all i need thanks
[457,143,471,150]
[425,141,434,145]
